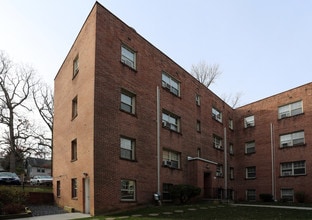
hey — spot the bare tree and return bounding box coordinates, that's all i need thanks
[32,82,53,156]
[0,51,36,172]
[222,92,243,108]
[191,61,222,88]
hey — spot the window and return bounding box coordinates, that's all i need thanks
[229,143,234,155]
[120,90,135,114]
[195,94,201,106]
[121,179,136,201]
[162,111,180,132]
[246,166,256,179]
[212,107,222,123]
[57,181,61,197]
[245,141,255,154]
[37,168,45,173]
[216,164,223,177]
[163,149,181,169]
[278,100,303,119]
[230,167,234,180]
[71,178,77,198]
[281,161,306,176]
[121,45,136,69]
[73,55,79,77]
[71,139,77,161]
[213,135,223,150]
[281,189,294,202]
[244,115,255,128]
[280,131,305,148]
[229,119,234,130]
[162,72,180,96]
[196,120,201,132]
[72,96,78,119]
[162,183,173,201]
[120,137,135,160]
[246,189,256,201]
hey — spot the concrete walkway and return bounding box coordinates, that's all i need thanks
[11,212,91,220]
[232,203,312,210]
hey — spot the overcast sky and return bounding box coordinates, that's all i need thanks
[1,0,311,106]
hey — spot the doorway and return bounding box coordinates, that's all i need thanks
[204,172,212,198]
[84,178,90,214]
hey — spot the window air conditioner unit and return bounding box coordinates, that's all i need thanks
[162,121,170,128]
[282,143,289,147]
[216,172,223,177]
[246,122,252,127]
[163,160,172,167]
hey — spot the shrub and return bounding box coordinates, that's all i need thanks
[259,194,273,202]
[170,184,201,204]
[0,186,29,215]
[2,204,25,215]
[295,191,307,203]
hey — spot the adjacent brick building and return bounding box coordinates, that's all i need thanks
[53,2,312,215]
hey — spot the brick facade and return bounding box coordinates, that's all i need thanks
[53,2,312,215]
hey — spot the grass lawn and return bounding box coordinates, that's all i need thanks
[79,203,312,220]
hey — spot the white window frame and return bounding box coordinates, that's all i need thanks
[230,167,234,179]
[244,115,255,128]
[212,107,222,122]
[229,119,234,130]
[245,141,255,154]
[73,55,79,77]
[229,143,234,155]
[278,100,303,119]
[281,188,294,202]
[120,90,135,114]
[280,131,305,148]
[120,137,135,160]
[281,161,306,176]
[246,189,256,201]
[163,149,181,169]
[71,178,77,198]
[213,135,223,150]
[246,166,256,179]
[195,94,201,106]
[121,45,136,69]
[121,179,136,201]
[162,72,180,96]
[162,111,180,132]
[196,120,201,132]
[216,164,223,177]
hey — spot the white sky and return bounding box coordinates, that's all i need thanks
[1,0,311,106]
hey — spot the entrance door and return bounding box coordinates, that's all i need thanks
[84,178,90,214]
[204,173,212,198]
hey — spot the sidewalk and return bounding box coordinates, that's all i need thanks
[11,212,91,220]
[232,203,312,210]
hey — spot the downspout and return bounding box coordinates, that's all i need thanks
[224,127,227,200]
[270,123,276,201]
[156,86,161,196]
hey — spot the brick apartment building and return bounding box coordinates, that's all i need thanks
[53,2,312,215]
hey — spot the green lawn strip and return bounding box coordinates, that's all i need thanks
[79,204,312,220]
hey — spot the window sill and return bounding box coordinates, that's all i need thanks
[120,61,137,72]
[245,152,256,155]
[279,174,306,178]
[161,86,181,98]
[162,126,182,135]
[278,112,304,120]
[71,159,77,162]
[119,108,137,117]
[120,157,137,162]
[280,143,306,149]
[245,177,256,180]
